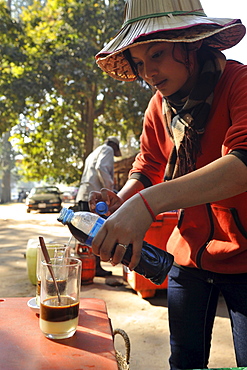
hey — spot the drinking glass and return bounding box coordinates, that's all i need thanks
[39,257,82,339]
[36,243,70,306]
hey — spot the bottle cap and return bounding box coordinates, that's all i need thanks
[95,202,108,216]
[57,208,74,224]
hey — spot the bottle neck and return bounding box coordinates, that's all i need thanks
[58,208,75,224]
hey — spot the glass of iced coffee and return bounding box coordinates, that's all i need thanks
[39,257,82,339]
[36,243,70,307]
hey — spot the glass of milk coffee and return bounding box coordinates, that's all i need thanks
[36,243,71,307]
[39,257,82,339]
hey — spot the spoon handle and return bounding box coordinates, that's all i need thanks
[39,236,62,305]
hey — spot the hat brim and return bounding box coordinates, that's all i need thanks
[114,148,122,157]
[96,15,246,81]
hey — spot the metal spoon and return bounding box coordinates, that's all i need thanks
[67,236,72,246]
[39,236,61,305]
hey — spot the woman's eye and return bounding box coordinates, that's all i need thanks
[135,61,143,69]
[152,51,162,59]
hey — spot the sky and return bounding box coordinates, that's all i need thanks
[201,0,247,64]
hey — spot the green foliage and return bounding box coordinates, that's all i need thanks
[2,0,152,184]
[0,1,27,132]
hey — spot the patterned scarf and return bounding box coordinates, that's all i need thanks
[163,47,226,180]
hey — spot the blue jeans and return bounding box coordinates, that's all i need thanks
[168,265,247,370]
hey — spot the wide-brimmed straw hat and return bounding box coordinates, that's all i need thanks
[95,0,246,81]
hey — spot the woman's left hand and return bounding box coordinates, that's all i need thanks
[91,192,154,270]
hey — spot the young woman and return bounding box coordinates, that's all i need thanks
[90,0,247,368]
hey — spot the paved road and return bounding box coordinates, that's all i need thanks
[0,202,237,369]
[0,202,72,297]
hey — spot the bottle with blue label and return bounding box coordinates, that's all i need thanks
[58,208,104,246]
[57,207,174,285]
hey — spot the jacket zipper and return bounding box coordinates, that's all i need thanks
[230,208,247,239]
[196,203,214,269]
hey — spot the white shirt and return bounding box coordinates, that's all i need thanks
[76,144,114,202]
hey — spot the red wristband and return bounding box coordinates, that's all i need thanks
[138,192,156,222]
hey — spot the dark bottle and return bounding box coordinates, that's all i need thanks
[57,208,174,285]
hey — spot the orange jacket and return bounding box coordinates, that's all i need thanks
[130,60,247,273]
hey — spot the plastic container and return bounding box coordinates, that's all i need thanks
[58,208,174,286]
[26,239,39,285]
[26,238,61,285]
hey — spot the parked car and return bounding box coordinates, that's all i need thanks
[61,187,78,202]
[26,186,62,213]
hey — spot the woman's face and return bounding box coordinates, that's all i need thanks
[129,41,197,97]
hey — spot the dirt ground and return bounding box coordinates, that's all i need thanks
[0,202,237,369]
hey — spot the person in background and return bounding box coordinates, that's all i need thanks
[18,189,25,202]
[89,0,247,368]
[76,136,121,277]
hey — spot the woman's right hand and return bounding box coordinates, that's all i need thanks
[88,188,124,215]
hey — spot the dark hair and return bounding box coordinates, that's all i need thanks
[123,34,202,81]
[123,49,139,78]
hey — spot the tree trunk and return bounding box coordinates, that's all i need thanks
[84,96,95,159]
[1,132,12,204]
[1,167,11,203]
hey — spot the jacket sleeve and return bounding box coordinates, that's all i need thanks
[223,61,247,154]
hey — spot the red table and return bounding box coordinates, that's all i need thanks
[0,297,118,370]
